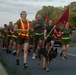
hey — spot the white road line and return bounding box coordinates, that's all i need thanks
[58,51,76,57]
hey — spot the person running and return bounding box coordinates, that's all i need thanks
[12,24,18,55]
[28,23,34,55]
[14,11,30,68]
[1,24,8,52]
[0,27,3,45]
[44,19,56,50]
[60,22,74,59]
[31,14,45,59]
[6,21,13,53]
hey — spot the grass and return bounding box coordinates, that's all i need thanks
[0,54,18,75]
[0,54,31,75]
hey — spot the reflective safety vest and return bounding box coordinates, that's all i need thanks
[35,33,44,35]
[18,19,30,39]
[0,34,2,36]
[12,35,18,38]
[62,37,70,40]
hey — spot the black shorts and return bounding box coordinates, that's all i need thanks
[33,34,44,43]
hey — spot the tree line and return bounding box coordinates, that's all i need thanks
[34,2,76,28]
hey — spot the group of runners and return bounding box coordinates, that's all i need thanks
[0,11,74,68]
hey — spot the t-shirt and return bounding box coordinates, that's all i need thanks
[45,25,54,37]
[61,28,72,38]
[32,20,44,34]
[7,26,13,35]
[2,27,8,36]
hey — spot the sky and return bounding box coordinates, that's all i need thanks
[0,0,76,27]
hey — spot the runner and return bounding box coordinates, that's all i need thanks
[14,11,30,68]
[28,23,34,55]
[0,27,3,45]
[60,22,74,59]
[31,14,45,59]
[44,19,56,50]
[12,24,18,55]
[1,24,8,52]
[6,21,13,53]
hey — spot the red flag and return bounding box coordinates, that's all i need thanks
[55,6,69,25]
[54,6,69,39]
[45,13,49,23]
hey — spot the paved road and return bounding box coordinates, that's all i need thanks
[0,45,76,75]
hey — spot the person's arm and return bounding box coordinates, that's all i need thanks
[44,29,47,40]
[71,28,75,35]
[14,20,26,32]
[14,24,24,32]
[60,28,64,35]
[32,24,40,29]
[31,21,40,29]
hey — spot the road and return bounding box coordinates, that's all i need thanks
[0,45,76,75]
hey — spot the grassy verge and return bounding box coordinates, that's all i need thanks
[0,54,18,75]
[0,54,31,75]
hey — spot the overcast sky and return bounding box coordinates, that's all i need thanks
[0,0,76,27]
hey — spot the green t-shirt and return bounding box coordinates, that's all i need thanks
[32,20,44,34]
[45,25,54,37]
[1,27,8,36]
[61,28,72,38]
[7,26,13,35]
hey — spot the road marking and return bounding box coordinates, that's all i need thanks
[67,53,76,57]
[58,51,76,57]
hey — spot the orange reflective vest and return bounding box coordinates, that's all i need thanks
[18,19,30,39]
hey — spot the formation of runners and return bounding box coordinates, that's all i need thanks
[0,11,75,68]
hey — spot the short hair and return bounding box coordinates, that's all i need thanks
[20,11,27,17]
[36,14,42,18]
[9,21,13,23]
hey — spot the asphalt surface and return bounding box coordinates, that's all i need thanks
[0,45,76,75]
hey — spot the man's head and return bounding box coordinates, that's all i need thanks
[9,21,13,27]
[36,14,42,21]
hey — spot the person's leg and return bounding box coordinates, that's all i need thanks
[33,36,37,53]
[0,38,2,45]
[60,45,66,57]
[50,40,54,48]
[63,44,70,59]
[28,37,33,54]
[5,37,9,53]
[13,41,17,55]
[3,36,7,51]
[46,42,50,49]
[8,39,13,53]
[13,37,17,55]
[16,44,22,65]
[23,42,29,68]
[32,42,37,59]
[45,37,50,49]
[32,35,38,59]
[60,40,66,57]
[38,39,43,50]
